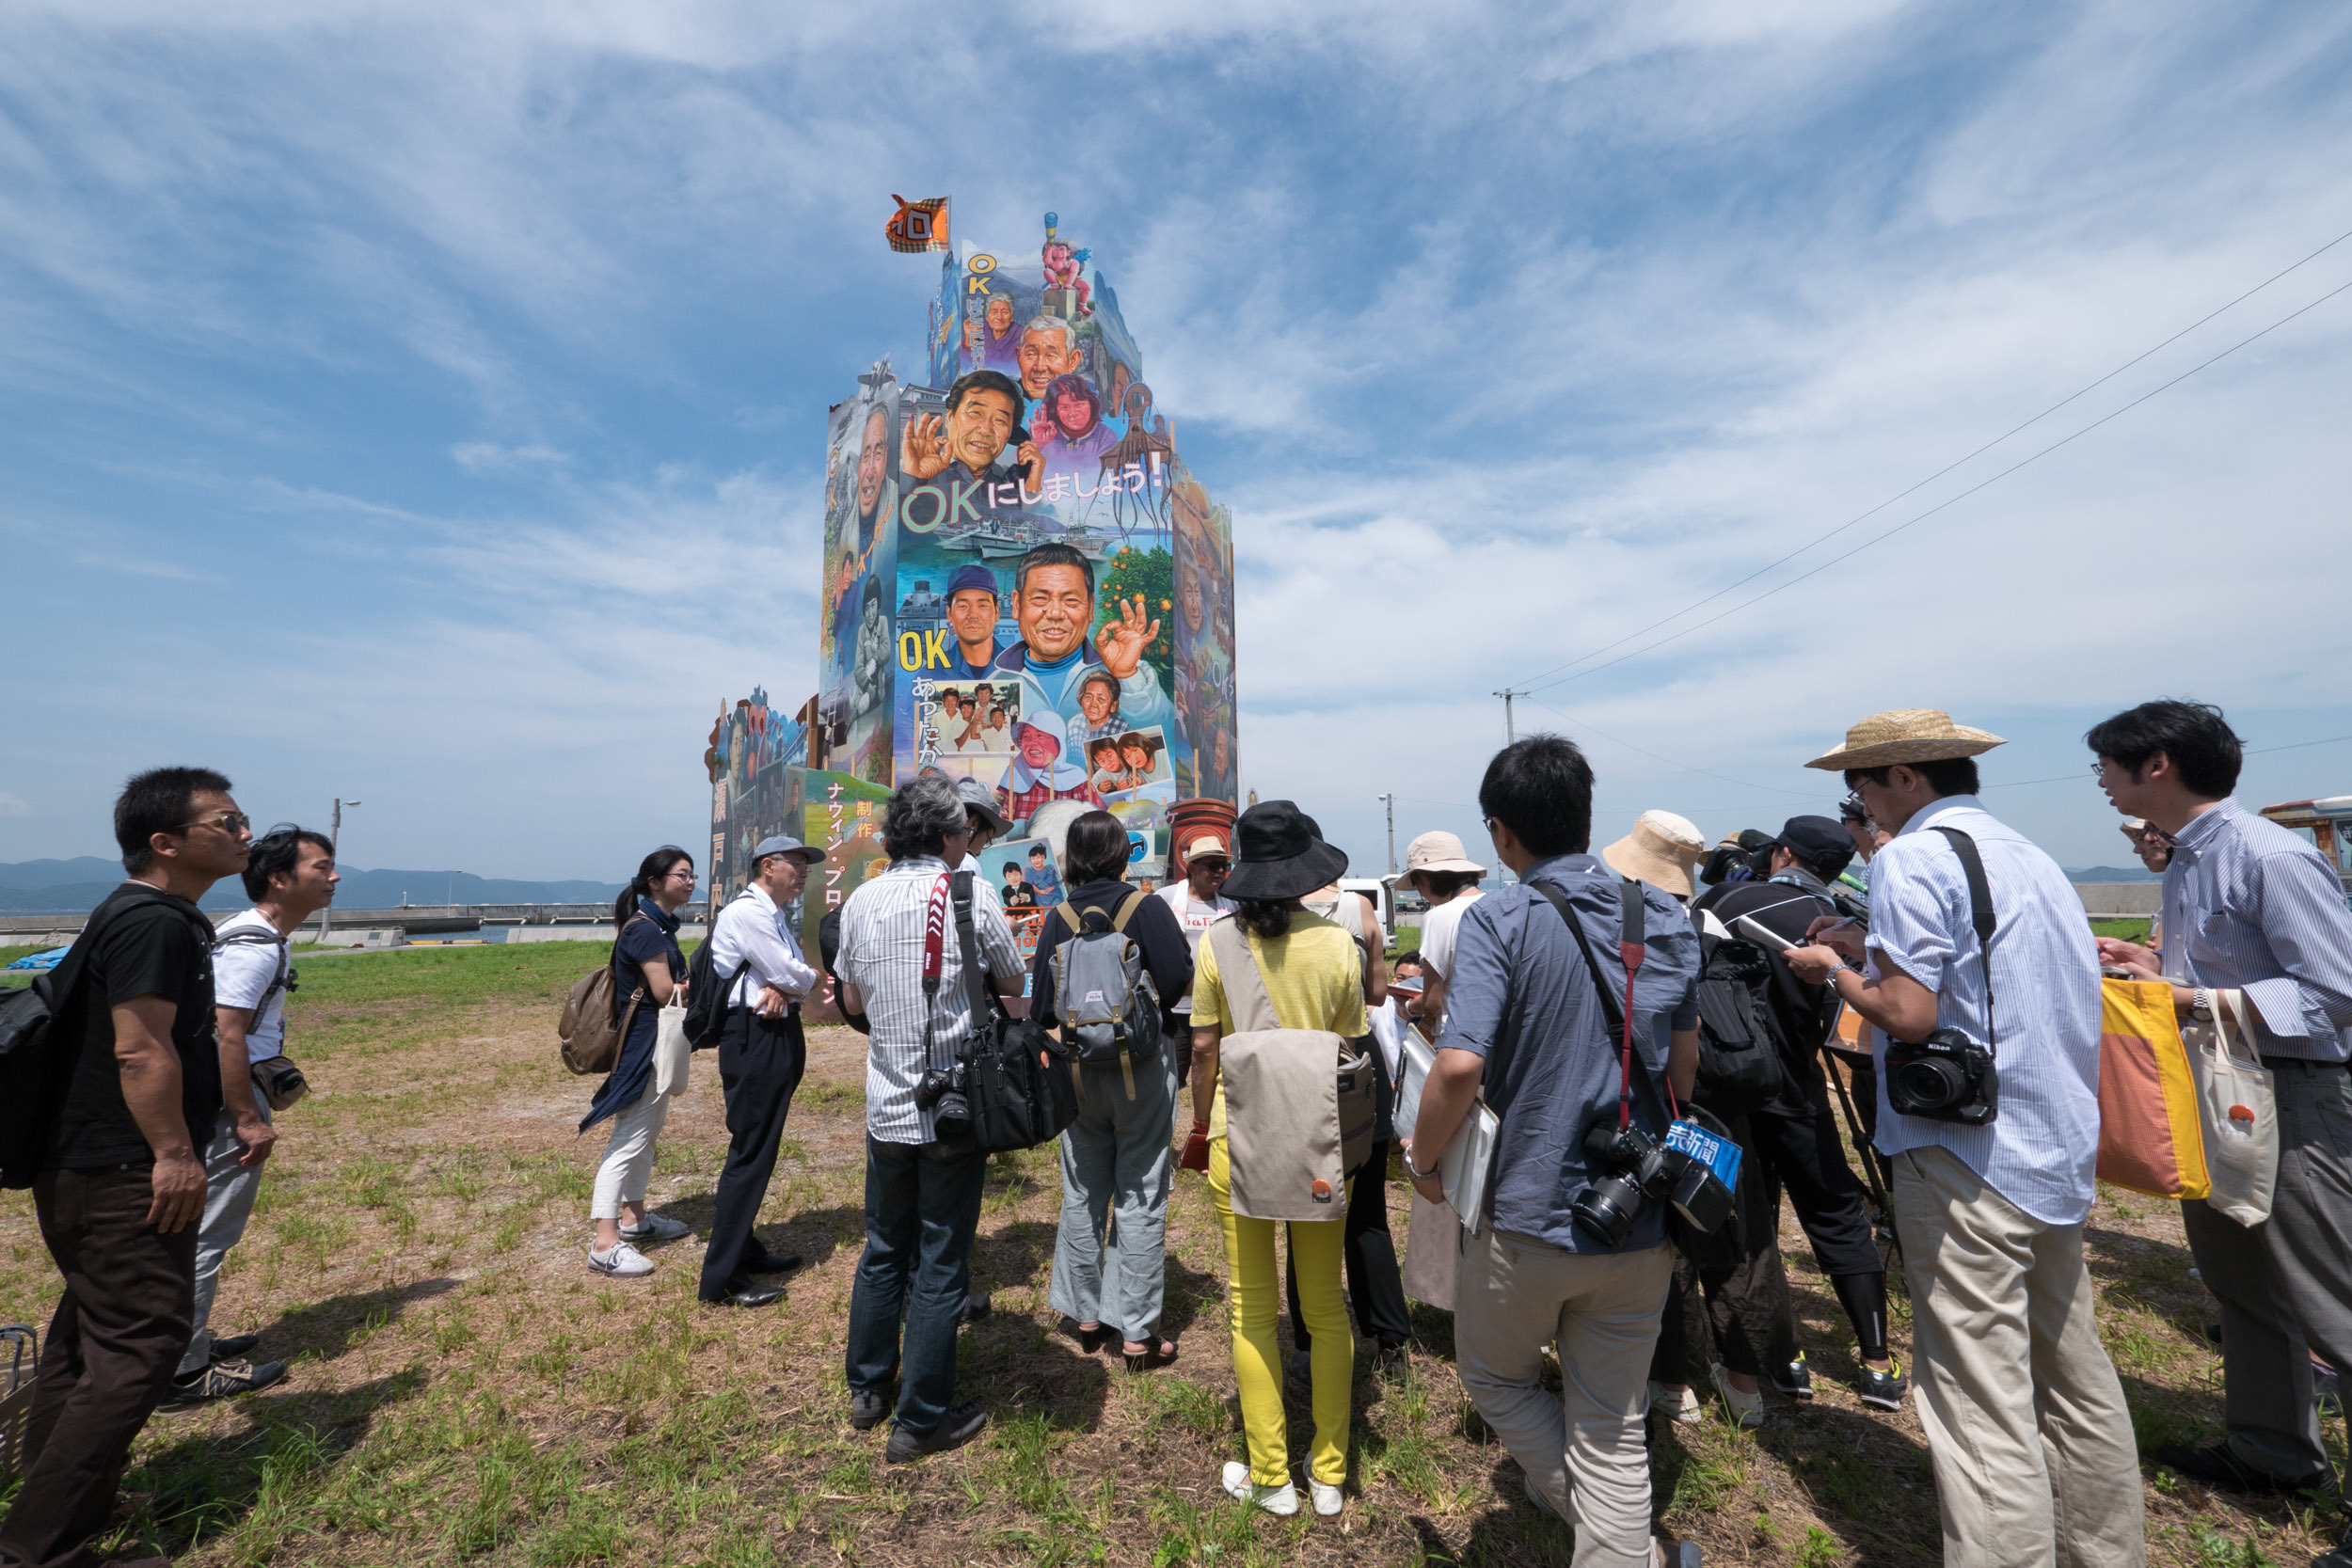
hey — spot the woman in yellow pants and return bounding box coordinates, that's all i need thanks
[1180,802,1369,1518]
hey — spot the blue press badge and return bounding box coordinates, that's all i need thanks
[1666,1118,1742,1193]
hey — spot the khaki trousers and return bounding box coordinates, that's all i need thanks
[1892,1147,2144,1568]
[1455,1227,1673,1568]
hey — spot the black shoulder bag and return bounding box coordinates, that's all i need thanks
[949,872,1080,1153]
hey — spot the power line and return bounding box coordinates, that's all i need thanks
[1984,732,2352,789]
[1517,271,2352,695]
[1523,695,1816,798]
[1507,223,2352,695]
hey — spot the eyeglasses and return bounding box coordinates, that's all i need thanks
[177,812,252,835]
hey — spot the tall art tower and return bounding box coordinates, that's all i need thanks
[706,210,1240,995]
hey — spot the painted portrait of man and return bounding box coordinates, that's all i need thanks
[901,370,1039,492]
[1015,313,1083,404]
[852,575,889,719]
[941,562,1005,680]
[852,402,895,559]
[987,542,1170,762]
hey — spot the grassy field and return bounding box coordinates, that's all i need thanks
[0,942,2339,1566]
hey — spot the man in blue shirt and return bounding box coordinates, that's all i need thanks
[2089,701,2352,1551]
[1405,736,1701,1565]
[1785,710,2143,1568]
[988,543,1171,759]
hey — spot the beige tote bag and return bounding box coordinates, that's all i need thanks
[652,1001,692,1098]
[1209,923,1365,1223]
[2182,989,2277,1226]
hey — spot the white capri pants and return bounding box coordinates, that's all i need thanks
[590,1077,672,1220]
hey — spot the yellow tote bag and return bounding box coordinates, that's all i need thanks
[2096,978,2210,1200]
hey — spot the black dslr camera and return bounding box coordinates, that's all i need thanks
[915,1060,972,1137]
[1884,1029,1996,1124]
[1571,1121,1737,1249]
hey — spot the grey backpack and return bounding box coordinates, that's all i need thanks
[1048,892,1163,1098]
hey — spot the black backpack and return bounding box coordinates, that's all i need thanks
[680,893,751,1049]
[0,886,199,1189]
[1689,928,1794,1111]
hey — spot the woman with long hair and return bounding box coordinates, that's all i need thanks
[1178,802,1367,1517]
[580,847,698,1276]
[1029,812,1195,1370]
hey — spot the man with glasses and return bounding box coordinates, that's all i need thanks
[1154,832,1234,1088]
[1,768,252,1568]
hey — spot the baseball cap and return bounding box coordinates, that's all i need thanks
[1771,816,1854,871]
[752,834,826,865]
[946,563,999,601]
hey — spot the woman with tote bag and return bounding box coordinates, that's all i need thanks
[1178,802,1368,1519]
[580,847,698,1278]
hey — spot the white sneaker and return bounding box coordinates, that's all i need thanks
[1708,1363,1762,1429]
[587,1240,655,1277]
[619,1212,692,1243]
[1310,1480,1343,1516]
[1220,1461,1298,1515]
[1648,1380,1702,1423]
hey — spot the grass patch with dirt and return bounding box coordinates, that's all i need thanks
[0,943,2339,1564]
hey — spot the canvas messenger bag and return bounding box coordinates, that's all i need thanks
[1207,921,1375,1222]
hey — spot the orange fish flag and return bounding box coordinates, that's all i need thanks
[887,195,950,254]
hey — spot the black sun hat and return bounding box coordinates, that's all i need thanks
[1220,800,1349,902]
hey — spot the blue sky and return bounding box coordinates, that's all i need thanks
[3,1,2348,879]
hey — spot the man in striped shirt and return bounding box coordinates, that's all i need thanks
[1785,709,2143,1568]
[834,774,1027,1464]
[2090,701,2352,1545]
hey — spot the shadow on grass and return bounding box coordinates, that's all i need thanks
[755,1201,863,1275]
[115,1363,430,1562]
[265,1274,461,1363]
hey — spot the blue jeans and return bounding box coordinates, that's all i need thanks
[845,1134,990,1433]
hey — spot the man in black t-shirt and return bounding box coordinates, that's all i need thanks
[1674,815,1904,1417]
[0,768,251,1568]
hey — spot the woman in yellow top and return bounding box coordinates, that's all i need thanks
[1181,801,1367,1518]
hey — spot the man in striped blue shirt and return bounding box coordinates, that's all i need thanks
[1785,709,2144,1568]
[2091,701,2352,1546]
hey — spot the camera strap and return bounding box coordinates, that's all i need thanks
[1928,826,1998,1059]
[919,871,952,1075]
[1528,878,1663,1132]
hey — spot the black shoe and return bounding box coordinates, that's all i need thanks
[885,1402,987,1463]
[159,1356,287,1410]
[850,1390,888,1431]
[705,1284,784,1309]
[2311,1526,2352,1568]
[2148,1442,2329,1497]
[209,1333,260,1361]
[1856,1360,1907,1413]
[2201,1321,2224,1349]
[1771,1357,1815,1400]
[746,1249,802,1275]
[960,1292,991,1326]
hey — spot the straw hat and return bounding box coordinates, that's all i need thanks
[1600,811,1708,899]
[1804,708,2006,771]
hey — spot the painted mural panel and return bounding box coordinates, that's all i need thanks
[878,212,1233,875]
[817,366,902,787]
[704,687,807,904]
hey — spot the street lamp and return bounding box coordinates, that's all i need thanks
[319,799,361,943]
[1375,793,1396,875]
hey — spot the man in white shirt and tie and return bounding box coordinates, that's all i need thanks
[697,834,825,1308]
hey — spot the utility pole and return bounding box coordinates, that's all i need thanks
[1375,793,1396,874]
[1493,688,1518,744]
[319,798,360,944]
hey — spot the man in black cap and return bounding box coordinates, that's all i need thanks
[1686,815,1902,1412]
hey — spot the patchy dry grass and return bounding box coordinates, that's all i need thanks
[0,945,2340,1564]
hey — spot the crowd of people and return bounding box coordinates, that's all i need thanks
[6,696,2351,1568]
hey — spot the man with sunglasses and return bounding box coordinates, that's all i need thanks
[1,767,252,1568]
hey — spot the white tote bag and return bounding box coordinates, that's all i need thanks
[2183,989,2277,1226]
[651,1002,691,1098]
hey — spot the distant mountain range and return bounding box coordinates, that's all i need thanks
[0,857,626,914]
[2064,865,2164,884]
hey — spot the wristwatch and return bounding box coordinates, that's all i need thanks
[2190,987,2214,1022]
[1402,1146,1438,1181]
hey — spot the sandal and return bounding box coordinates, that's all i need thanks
[1067,1320,1115,1354]
[1123,1337,1180,1371]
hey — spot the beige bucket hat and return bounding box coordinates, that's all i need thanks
[1404,830,1486,877]
[1805,708,2006,771]
[1600,811,1708,898]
